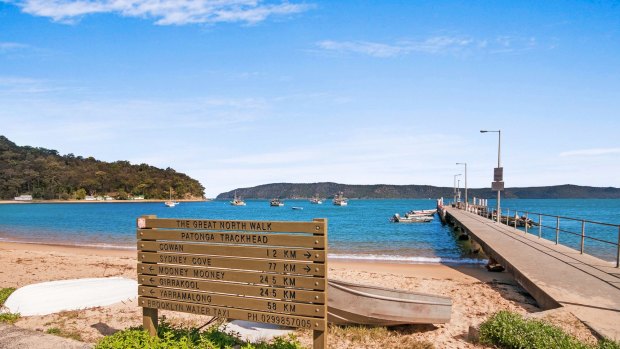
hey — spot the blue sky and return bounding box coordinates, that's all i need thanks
[1,1,619,197]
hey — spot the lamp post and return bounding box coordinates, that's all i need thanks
[453,174,461,205]
[480,130,502,222]
[457,179,461,205]
[456,162,467,211]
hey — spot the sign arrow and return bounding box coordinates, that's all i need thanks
[304,265,311,273]
[304,251,311,259]
[149,289,155,295]
[149,266,155,272]
[149,277,155,283]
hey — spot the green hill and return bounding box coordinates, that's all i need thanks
[0,135,204,200]
[216,182,620,200]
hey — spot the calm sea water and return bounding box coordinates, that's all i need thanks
[0,199,618,263]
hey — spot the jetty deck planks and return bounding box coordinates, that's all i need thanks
[137,215,328,349]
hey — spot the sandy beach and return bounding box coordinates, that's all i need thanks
[0,241,596,348]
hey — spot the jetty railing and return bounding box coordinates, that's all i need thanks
[468,206,620,268]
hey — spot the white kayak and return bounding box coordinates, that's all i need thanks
[3,277,137,316]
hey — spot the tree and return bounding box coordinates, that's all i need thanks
[75,188,87,200]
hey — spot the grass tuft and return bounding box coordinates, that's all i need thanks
[46,327,84,341]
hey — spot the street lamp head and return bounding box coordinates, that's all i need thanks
[480,130,487,133]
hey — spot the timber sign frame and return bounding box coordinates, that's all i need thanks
[137,215,328,349]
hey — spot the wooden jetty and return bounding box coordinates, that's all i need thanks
[442,206,620,340]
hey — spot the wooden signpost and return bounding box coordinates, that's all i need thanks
[137,215,328,348]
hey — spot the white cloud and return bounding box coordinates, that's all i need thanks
[559,148,620,157]
[316,40,407,58]
[0,42,30,51]
[316,35,538,58]
[8,0,312,25]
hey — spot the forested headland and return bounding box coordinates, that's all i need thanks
[0,136,204,200]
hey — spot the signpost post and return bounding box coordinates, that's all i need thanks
[137,215,328,349]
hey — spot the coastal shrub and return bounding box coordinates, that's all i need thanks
[479,311,620,349]
[0,287,16,305]
[94,318,304,349]
[0,312,20,324]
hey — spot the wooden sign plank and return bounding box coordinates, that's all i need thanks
[139,296,326,329]
[138,241,326,262]
[138,252,325,276]
[142,218,325,235]
[139,286,325,317]
[138,263,325,290]
[138,275,325,304]
[137,229,326,249]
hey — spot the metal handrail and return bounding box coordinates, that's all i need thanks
[462,204,620,268]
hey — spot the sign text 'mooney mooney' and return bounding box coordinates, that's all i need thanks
[137,263,326,290]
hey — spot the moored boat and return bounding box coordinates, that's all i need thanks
[164,187,177,207]
[270,198,284,207]
[333,192,348,206]
[406,209,436,217]
[328,279,452,325]
[309,195,323,204]
[391,213,433,223]
[230,191,246,206]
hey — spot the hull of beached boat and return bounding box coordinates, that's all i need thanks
[327,280,451,326]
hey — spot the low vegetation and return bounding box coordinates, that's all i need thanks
[0,287,15,305]
[0,287,20,324]
[0,312,20,324]
[95,318,304,349]
[45,327,83,341]
[479,311,620,349]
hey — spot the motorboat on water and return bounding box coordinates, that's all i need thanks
[309,195,323,204]
[270,198,284,207]
[291,206,303,210]
[391,213,433,223]
[406,209,437,217]
[328,279,451,326]
[332,192,348,206]
[230,192,246,206]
